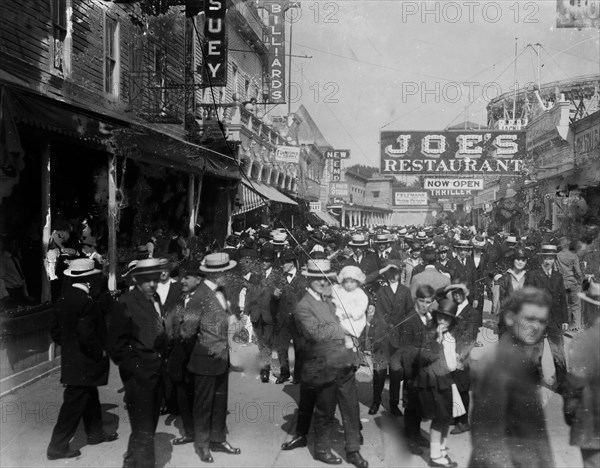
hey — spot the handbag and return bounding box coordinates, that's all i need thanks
[451,383,466,418]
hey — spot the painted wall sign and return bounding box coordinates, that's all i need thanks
[201,0,227,87]
[380,131,525,175]
[393,191,428,206]
[274,145,300,164]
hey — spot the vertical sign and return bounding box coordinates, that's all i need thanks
[259,1,288,103]
[201,0,227,87]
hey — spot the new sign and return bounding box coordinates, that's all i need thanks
[393,191,428,206]
[275,146,300,164]
[324,149,351,159]
[201,0,227,87]
[380,131,525,175]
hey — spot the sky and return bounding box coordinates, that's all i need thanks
[276,0,600,169]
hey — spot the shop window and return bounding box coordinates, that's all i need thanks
[372,191,380,198]
[104,15,120,96]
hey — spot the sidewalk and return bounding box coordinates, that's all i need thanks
[0,327,582,468]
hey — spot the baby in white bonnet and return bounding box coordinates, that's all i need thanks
[331,265,369,351]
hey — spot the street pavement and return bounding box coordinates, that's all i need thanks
[0,315,583,468]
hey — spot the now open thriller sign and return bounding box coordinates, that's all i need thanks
[380,131,525,175]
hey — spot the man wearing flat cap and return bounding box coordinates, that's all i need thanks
[109,258,170,468]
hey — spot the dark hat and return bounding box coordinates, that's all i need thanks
[180,259,203,277]
[410,241,422,251]
[444,282,470,297]
[422,245,437,261]
[280,249,297,263]
[508,247,528,260]
[225,235,240,247]
[432,298,460,320]
[260,244,276,261]
[257,229,271,240]
[437,241,450,253]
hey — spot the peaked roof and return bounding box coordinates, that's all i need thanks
[445,120,487,130]
[290,105,333,149]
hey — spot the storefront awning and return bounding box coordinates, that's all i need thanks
[310,210,340,226]
[232,179,297,216]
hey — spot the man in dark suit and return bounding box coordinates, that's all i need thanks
[245,244,284,382]
[449,239,476,297]
[524,244,569,393]
[343,234,382,284]
[368,261,414,417]
[274,249,307,384]
[47,259,117,460]
[109,258,169,468]
[180,253,241,463]
[291,259,368,468]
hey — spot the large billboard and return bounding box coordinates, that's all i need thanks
[380,131,526,175]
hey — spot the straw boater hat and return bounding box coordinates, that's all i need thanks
[301,259,337,279]
[471,235,486,249]
[505,235,518,245]
[271,232,289,246]
[397,228,407,237]
[64,258,102,277]
[373,234,391,244]
[415,231,428,241]
[124,258,170,277]
[455,239,473,250]
[579,281,600,307]
[200,252,237,272]
[538,244,558,256]
[347,234,369,247]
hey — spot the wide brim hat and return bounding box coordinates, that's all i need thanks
[125,258,170,277]
[180,259,203,277]
[301,259,337,279]
[199,253,237,272]
[437,242,450,252]
[415,231,428,241]
[397,228,407,237]
[259,245,276,261]
[471,235,486,248]
[578,281,600,307]
[455,239,473,250]
[280,249,298,263]
[505,236,518,244]
[373,234,391,244]
[348,234,369,247]
[538,244,558,256]
[64,258,102,277]
[432,298,461,320]
[444,282,470,297]
[337,265,366,285]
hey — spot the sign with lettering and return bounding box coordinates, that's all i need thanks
[330,182,349,196]
[274,145,300,164]
[393,191,428,206]
[309,202,321,212]
[498,119,528,131]
[380,131,525,175]
[324,149,351,159]
[575,122,600,160]
[201,0,227,87]
[424,178,483,191]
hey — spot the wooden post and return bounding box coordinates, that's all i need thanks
[108,154,117,292]
[188,173,195,238]
[40,140,52,303]
[194,173,203,229]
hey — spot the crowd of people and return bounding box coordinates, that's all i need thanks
[45,221,600,468]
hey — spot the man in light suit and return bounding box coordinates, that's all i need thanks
[180,253,241,463]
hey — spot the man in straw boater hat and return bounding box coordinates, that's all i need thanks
[524,244,569,394]
[46,259,118,460]
[564,281,600,468]
[108,258,170,468]
[286,259,368,468]
[179,253,241,463]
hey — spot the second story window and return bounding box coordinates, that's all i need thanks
[52,0,68,73]
[104,15,119,96]
[373,191,380,198]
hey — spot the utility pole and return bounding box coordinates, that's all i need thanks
[512,37,518,120]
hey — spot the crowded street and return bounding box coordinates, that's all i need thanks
[1,1,600,467]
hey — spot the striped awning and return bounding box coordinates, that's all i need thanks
[310,210,340,227]
[232,179,297,216]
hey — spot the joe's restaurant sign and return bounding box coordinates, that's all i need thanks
[380,131,525,175]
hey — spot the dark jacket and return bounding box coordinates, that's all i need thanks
[109,287,167,385]
[414,330,454,391]
[342,250,381,284]
[369,283,414,349]
[394,313,431,380]
[469,332,555,468]
[50,285,110,387]
[182,282,230,376]
[449,256,476,294]
[293,291,357,386]
[275,273,307,332]
[524,267,568,330]
[246,269,284,324]
[161,280,182,317]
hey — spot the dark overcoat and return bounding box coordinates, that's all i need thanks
[524,267,568,330]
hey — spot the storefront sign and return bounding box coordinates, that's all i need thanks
[556,0,600,28]
[309,202,321,212]
[429,189,475,197]
[274,145,300,164]
[381,131,525,175]
[201,0,227,87]
[498,119,528,130]
[393,191,428,206]
[575,122,600,159]
[424,178,483,190]
[324,149,351,159]
[330,182,349,196]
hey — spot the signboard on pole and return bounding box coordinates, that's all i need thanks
[380,131,525,175]
[201,0,227,87]
[274,146,300,164]
[393,191,428,206]
[324,149,351,159]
